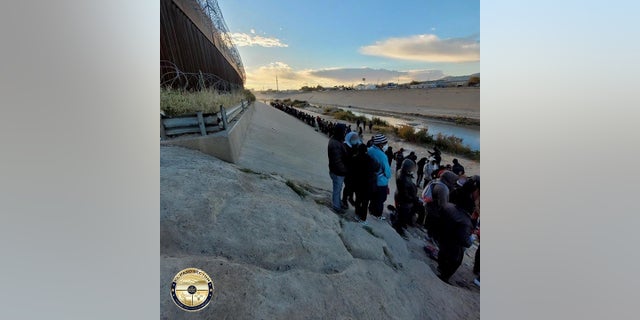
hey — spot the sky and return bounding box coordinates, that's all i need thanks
[217,0,479,90]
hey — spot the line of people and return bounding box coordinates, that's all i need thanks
[330,124,479,286]
[271,100,480,286]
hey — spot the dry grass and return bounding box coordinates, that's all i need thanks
[161,88,249,116]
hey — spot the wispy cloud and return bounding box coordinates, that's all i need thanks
[360,34,479,63]
[245,63,446,90]
[230,32,288,48]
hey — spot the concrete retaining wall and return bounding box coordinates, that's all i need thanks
[160,103,255,163]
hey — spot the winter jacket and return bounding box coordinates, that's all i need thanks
[395,172,418,209]
[440,203,473,248]
[328,137,348,176]
[368,146,392,187]
[352,151,379,196]
[452,163,465,175]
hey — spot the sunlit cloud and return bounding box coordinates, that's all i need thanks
[244,63,447,90]
[230,32,288,48]
[360,34,479,62]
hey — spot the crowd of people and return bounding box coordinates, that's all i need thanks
[270,100,480,287]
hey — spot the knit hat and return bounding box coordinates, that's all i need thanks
[372,134,388,145]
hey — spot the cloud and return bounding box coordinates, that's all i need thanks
[244,64,446,90]
[360,34,479,62]
[250,29,255,34]
[230,32,288,48]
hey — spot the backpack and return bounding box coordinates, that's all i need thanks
[421,180,443,204]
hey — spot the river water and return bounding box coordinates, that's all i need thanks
[342,107,480,151]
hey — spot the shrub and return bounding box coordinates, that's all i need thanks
[160,87,246,116]
[396,125,416,141]
[372,117,389,126]
[243,89,256,102]
[433,133,479,160]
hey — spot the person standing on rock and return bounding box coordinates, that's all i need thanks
[416,157,427,187]
[385,146,394,167]
[342,132,361,208]
[428,146,442,166]
[328,123,349,214]
[393,159,419,238]
[352,144,379,224]
[394,148,405,174]
[436,178,478,284]
[367,134,392,220]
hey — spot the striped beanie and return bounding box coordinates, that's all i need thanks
[372,134,388,145]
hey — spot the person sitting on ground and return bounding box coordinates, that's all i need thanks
[393,159,419,238]
[327,123,348,214]
[452,158,465,176]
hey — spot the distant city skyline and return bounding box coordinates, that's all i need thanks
[218,0,479,90]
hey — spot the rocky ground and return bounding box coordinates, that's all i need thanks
[161,145,479,319]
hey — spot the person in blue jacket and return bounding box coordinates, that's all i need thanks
[367,134,392,219]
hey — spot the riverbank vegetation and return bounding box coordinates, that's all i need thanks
[275,99,480,160]
[161,87,255,116]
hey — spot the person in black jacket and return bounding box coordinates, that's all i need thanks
[351,144,379,224]
[436,179,478,284]
[428,146,442,166]
[393,159,418,238]
[328,123,348,214]
[385,146,394,167]
[416,157,427,186]
[342,132,361,208]
[394,148,405,173]
[452,158,465,176]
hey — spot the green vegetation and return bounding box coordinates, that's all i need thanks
[395,126,433,144]
[393,125,478,160]
[333,110,368,123]
[433,133,480,160]
[371,117,389,126]
[243,89,256,102]
[160,87,251,116]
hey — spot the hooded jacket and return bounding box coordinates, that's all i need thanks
[328,124,348,176]
[395,161,418,209]
[367,145,391,187]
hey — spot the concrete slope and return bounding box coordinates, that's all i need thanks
[237,102,332,190]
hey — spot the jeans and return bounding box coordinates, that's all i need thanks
[369,185,388,217]
[330,172,345,210]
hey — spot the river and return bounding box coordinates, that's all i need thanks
[340,107,480,151]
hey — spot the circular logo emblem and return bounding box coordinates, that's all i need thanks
[171,268,214,312]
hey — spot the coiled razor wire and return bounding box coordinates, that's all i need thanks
[161,60,243,91]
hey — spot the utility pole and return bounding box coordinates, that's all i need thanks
[276,74,279,92]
